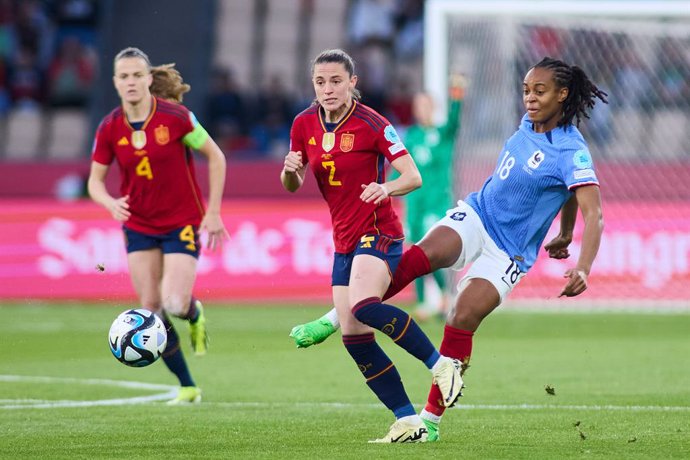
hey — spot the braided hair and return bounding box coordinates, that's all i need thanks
[533,57,608,128]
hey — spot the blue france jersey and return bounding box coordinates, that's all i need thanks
[465,114,599,272]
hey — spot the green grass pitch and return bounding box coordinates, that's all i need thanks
[1,302,689,459]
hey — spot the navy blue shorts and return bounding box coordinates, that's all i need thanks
[123,225,201,258]
[331,234,404,286]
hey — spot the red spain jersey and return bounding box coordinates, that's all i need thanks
[91,97,205,234]
[290,101,409,253]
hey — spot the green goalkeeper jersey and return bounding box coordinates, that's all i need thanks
[404,99,462,240]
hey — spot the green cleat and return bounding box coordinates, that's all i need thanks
[422,418,440,442]
[189,300,208,356]
[166,386,202,405]
[289,318,336,348]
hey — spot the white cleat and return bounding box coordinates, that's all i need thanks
[368,418,429,443]
[432,357,463,407]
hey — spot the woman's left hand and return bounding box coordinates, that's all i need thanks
[559,268,588,297]
[200,212,229,251]
[360,182,389,205]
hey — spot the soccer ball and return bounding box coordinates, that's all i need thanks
[108,309,167,367]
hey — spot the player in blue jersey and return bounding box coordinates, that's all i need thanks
[292,56,607,441]
[388,56,607,440]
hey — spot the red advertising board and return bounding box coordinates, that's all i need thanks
[1,200,339,303]
[1,199,688,307]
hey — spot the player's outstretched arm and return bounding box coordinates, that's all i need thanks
[559,185,603,297]
[442,73,468,137]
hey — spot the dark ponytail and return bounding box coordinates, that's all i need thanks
[533,57,608,127]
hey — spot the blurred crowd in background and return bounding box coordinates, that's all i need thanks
[207,0,425,159]
[0,0,688,161]
[514,25,690,154]
[0,0,427,160]
[0,0,98,115]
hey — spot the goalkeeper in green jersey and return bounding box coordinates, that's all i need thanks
[404,77,465,320]
[289,76,466,348]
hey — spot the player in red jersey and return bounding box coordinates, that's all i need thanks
[87,47,228,405]
[281,49,462,443]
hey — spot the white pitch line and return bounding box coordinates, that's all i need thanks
[2,375,689,412]
[208,401,690,412]
[0,375,174,391]
[0,375,177,409]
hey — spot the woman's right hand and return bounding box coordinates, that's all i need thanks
[544,234,572,259]
[283,151,303,174]
[108,195,131,221]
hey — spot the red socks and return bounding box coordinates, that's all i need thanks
[383,245,431,301]
[424,325,474,416]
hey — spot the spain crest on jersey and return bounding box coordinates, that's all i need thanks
[340,133,354,152]
[322,132,335,152]
[155,125,170,145]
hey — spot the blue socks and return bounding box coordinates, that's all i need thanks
[161,315,195,387]
[343,333,416,418]
[352,297,441,369]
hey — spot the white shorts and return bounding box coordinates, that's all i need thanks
[428,200,525,302]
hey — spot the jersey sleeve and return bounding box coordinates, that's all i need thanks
[375,120,409,163]
[440,99,462,138]
[289,115,307,160]
[559,144,600,190]
[181,111,209,150]
[91,118,114,165]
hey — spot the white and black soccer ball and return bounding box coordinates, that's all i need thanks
[108,309,167,367]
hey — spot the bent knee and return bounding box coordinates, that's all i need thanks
[163,294,190,317]
[448,308,483,331]
[418,226,463,270]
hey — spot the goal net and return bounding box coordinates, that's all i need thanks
[425,1,690,308]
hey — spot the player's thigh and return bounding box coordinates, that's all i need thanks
[452,246,525,330]
[160,253,198,316]
[419,201,485,271]
[417,225,463,271]
[127,249,163,310]
[348,254,391,305]
[333,286,373,335]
